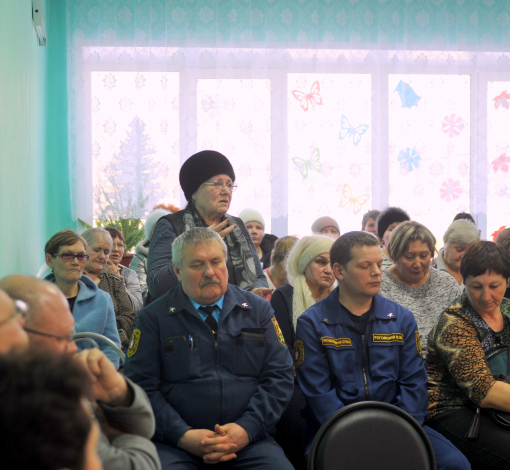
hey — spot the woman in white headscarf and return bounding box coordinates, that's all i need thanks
[270,235,335,470]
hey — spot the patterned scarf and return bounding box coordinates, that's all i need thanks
[182,202,258,290]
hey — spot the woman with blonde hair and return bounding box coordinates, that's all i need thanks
[263,236,299,292]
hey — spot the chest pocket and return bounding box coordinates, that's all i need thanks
[322,336,357,385]
[162,335,202,382]
[367,332,403,380]
[230,328,266,377]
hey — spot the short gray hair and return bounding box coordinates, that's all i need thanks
[172,228,227,269]
[443,219,481,246]
[81,228,113,249]
[388,221,436,262]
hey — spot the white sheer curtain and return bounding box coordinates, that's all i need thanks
[67,0,510,240]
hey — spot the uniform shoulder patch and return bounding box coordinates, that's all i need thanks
[271,318,286,346]
[321,336,352,348]
[127,329,141,358]
[294,340,305,368]
[372,333,404,343]
[415,330,423,358]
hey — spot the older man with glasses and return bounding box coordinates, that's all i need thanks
[0,288,29,354]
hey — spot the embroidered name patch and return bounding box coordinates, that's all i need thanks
[294,340,305,367]
[321,336,352,348]
[372,333,404,343]
[415,330,423,358]
[271,318,286,346]
[127,329,141,357]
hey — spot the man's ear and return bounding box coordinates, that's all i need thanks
[173,264,181,281]
[333,263,344,281]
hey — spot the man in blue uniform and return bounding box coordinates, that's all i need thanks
[295,231,470,470]
[125,227,294,469]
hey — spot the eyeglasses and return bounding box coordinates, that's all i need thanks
[112,242,126,249]
[52,253,89,262]
[202,181,238,192]
[24,326,76,344]
[0,300,27,328]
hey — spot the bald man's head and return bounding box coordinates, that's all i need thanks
[0,275,77,355]
[0,287,29,355]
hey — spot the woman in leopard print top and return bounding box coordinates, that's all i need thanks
[426,241,510,470]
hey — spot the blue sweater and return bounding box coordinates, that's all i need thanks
[46,274,121,368]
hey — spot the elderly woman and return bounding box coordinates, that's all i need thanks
[376,207,410,269]
[238,208,278,269]
[147,150,269,301]
[361,209,381,235]
[311,216,340,239]
[130,208,171,303]
[379,221,462,352]
[433,219,481,287]
[264,236,299,292]
[82,228,136,347]
[270,235,335,470]
[44,229,121,367]
[426,242,510,469]
[103,227,143,313]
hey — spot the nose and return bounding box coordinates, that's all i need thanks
[482,289,492,302]
[67,340,78,355]
[324,263,332,274]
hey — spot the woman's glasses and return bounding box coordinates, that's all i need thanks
[202,181,238,192]
[52,253,90,262]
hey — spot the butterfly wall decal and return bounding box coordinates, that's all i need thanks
[338,115,368,147]
[291,81,323,112]
[339,184,369,215]
[292,148,321,180]
[394,80,421,108]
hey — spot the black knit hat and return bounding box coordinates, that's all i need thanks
[179,150,236,201]
[376,207,410,240]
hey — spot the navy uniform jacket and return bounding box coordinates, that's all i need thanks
[124,283,294,448]
[295,288,427,447]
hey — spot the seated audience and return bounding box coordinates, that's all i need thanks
[125,228,294,469]
[0,352,103,470]
[379,221,462,353]
[131,208,171,304]
[147,150,269,301]
[263,236,299,292]
[433,219,481,287]
[376,206,410,269]
[104,226,143,313]
[0,274,161,470]
[295,231,470,469]
[270,235,335,470]
[426,241,510,469]
[495,227,510,299]
[0,287,29,354]
[311,216,340,239]
[453,212,477,225]
[361,209,381,236]
[43,229,121,367]
[238,208,278,269]
[82,228,136,347]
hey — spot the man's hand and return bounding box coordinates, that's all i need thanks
[200,423,250,463]
[208,219,237,239]
[74,349,132,407]
[251,288,273,300]
[105,260,121,276]
[178,429,237,463]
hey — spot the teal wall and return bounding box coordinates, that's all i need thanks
[0,0,48,277]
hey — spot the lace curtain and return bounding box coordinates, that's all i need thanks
[67,0,510,240]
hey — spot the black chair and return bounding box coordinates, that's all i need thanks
[308,401,436,470]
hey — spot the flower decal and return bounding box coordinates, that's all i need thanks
[398,148,421,171]
[491,153,510,173]
[441,113,464,138]
[492,226,507,241]
[440,178,462,202]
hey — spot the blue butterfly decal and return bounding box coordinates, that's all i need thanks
[292,148,321,180]
[338,115,368,147]
[395,80,421,108]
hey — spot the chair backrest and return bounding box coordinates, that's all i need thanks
[74,332,126,363]
[308,401,436,470]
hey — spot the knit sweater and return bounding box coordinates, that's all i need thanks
[379,268,462,353]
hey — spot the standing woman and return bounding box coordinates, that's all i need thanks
[147,150,269,301]
[376,207,410,269]
[270,235,335,470]
[433,219,480,287]
[379,221,462,352]
[103,227,143,313]
[82,228,136,347]
[44,229,121,367]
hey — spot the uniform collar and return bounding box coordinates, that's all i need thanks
[189,295,225,314]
